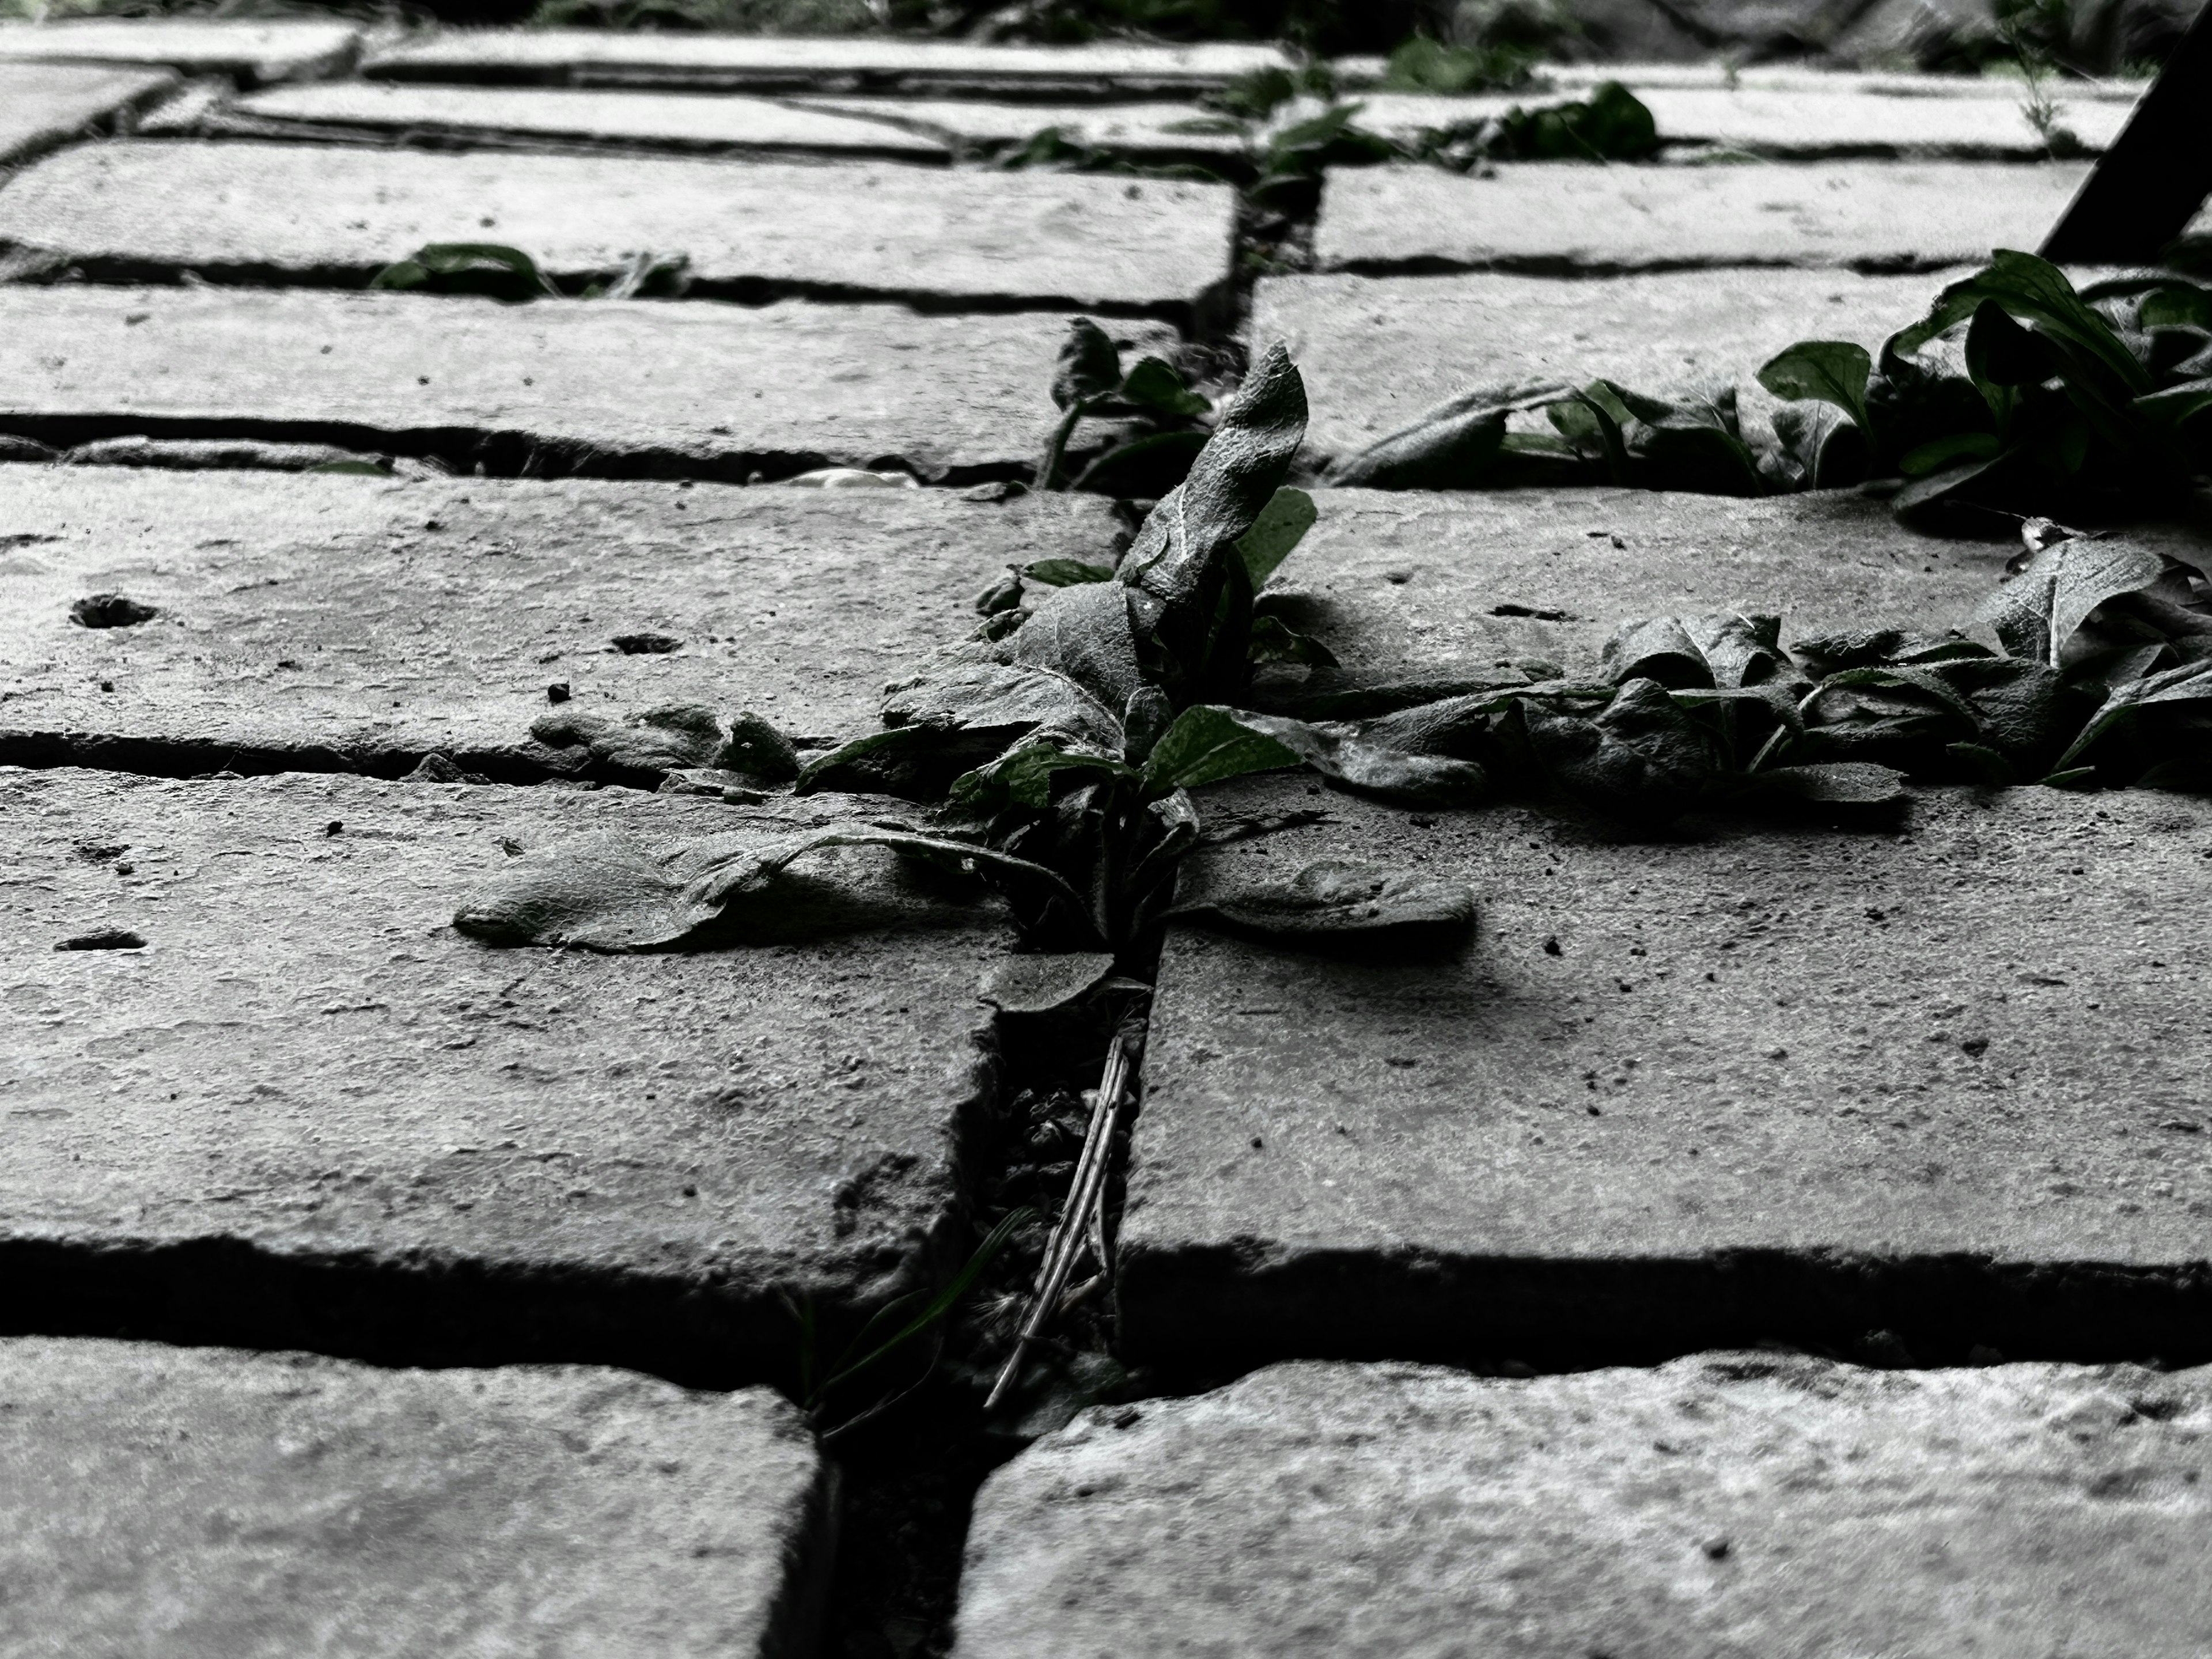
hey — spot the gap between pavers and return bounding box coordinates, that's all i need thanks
[0,1336,831,1659]
[0,61,175,168]
[233,80,950,161]
[0,18,358,85]
[0,140,1236,321]
[1331,59,2152,99]
[0,465,1118,779]
[1252,268,1959,464]
[0,768,1013,1380]
[363,30,1290,98]
[0,286,1167,484]
[952,1355,2212,1658]
[789,94,1248,168]
[1315,160,2088,274]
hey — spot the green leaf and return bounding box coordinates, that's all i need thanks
[2052,658,2212,770]
[1222,711,1488,805]
[948,740,1136,812]
[1887,249,2152,397]
[369,242,559,302]
[1168,858,1477,948]
[1051,319,1123,411]
[1070,429,1209,495]
[1327,384,1562,491]
[1139,704,1302,796]
[1771,402,1869,490]
[1964,298,2059,388]
[1756,340,1873,432]
[1522,677,1718,826]
[1749,762,1909,805]
[1899,431,2002,477]
[2137,377,2212,427]
[1118,356,1211,419]
[814,1206,1036,1403]
[1234,486,1318,585]
[1964,532,2166,666]
[1021,558,1115,587]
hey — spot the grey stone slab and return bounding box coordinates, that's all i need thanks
[0,464,1116,777]
[955,1355,2212,1659]
[791,94,1247,165]
[367,30,1290,97]
[1119,774,2212,1368]
[0,61,174,166]
[0,285,1165,484]
[0,18,359,85]
[1252,268,1956,463]
[1316,160,2086,274]
[0,767,1012,1372]
[0,141,1235,317]
[0,1337,829,1659]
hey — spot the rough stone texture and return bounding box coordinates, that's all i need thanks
[0,1337,830,1659]
[1252,268,1957,462]
[1340,84,2132,155]
[955,1354,2212,1659]
[0,18,358,84]
[791,95,1247,164]
[0,61,175,166]
[0,769,1012,1375]
[1119,777,2212,1368]
[235,79,949,160]
[0,286,1167,483]
[0,141,1236,317]
[1315,160,2087,274]
[0,465,1116,777]
[1253,486,2211,680]
[367,30,1289,96]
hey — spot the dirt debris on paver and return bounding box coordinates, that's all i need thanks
[1254,268,1962,464]
[0,18,358,84]
[953,1354,2212,1658]
[0,62,176,166]
[0,140,1237,316]
[1119,778,2212,1367]
[0,285,1171,483]
[0,1336,830,1659]
[0,465,1118,778]
[0,768,1012,1372]
[1315,160,2088,274]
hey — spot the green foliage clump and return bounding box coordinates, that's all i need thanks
[370,243,692,302]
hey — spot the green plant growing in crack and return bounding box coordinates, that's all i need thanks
[371,243,693,303]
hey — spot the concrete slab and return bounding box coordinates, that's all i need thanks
[1315,160,2085,274]
[1252,268,1953,464]
[0,61,174,166]
[367,31,1290,98]
[0,767,1012,1376]
[0,141,1235,318]
[791,94,1247,165]
[955,1354,2212,1659]
[234,79,949,161]
[0,286,1164,484]
[0,465,1118,778]
[1119,775,2212,1369]
[0,18,358,85]
[0,1337,829,1659]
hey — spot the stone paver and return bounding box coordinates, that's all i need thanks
[1535,60,2147,99]
[0,18,358,85]
[0,768,1012,1368]
[1120,777,2212,1367]
[0,61,175,166]
[1253,268,1954,464]
[1316,160,2085,273]
[1341,83,2132,155]
[0,465,1116,777]
[368,31,1290,96]
[0,141,1235,317]
[954,1355,2212,1658]
[791,95,1247,165]
[235,80,949,161]
[0,1337,829,1659]
[0,286,1166,484]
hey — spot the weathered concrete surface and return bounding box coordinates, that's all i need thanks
[955,1354,2212,1659]
[1258,487,2212,679]
[0,62,174,166]
[0,286,1164,483]
[1120,778,2212,1367]
[793,94,1247,165]
[1316,160,2085,274]
[0,140,1237,317]
[1253,268,1953,463]
[0,18,358,84]
[0,769,1012,1375]
[235,80,949,160]
[0,465,1116,777]
[0,1337,830,1659]
[1340,84,2131,156]
[366,31,1290,96]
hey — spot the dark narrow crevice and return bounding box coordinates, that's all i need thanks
[1319,250,2035,281]
[0,731,710,789]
